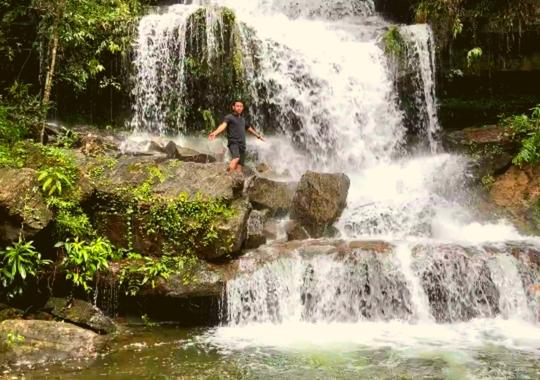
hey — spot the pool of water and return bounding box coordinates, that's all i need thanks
[8,321,540,380]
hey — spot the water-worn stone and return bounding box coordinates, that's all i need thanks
[165,141,216,163]
[44,298,116,335]
[244,210,267,249]
[290,171,350,238]
[0,319,103,368]
[0,168,53,246]
[247,176,296,216]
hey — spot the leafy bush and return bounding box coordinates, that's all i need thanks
[56,237,118,292]
[46,197,94,239]
[0,238,52,299]
[119,252,198,296]
[501,105,540,166]
[0,82,45,144]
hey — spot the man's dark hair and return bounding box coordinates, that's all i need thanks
[232,99,244,106]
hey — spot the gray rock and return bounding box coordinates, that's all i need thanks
[290,171,350,238]
[247,176,296,216]
[244,210,267,249]
[138,260,228,298]
[0,319,103,368]
[44,298,116,335]
[165,141,216,163]
[0,168,53,246]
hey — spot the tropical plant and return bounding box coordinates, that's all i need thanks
[56,237,116,292]
[501,105,540,166]
[0,238,52,299]
[38,166,74,196]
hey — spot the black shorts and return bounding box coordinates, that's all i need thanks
[229,143,246,165]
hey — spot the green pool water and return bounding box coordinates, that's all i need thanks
[6,323,540,380]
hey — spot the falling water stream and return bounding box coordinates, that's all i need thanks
[30,0,540,378]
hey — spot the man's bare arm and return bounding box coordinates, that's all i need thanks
[247,126,265,141]
[208,122,227,140]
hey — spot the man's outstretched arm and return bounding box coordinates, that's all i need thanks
[247,126,265,141]
[208,122,227,140]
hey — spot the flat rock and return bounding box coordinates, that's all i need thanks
[0,319,103,368]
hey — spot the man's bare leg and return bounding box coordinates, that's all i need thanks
[235,164,243,174]
[228,158,240,173]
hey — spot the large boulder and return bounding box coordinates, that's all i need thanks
[44,298,116,335]
[0,168,53,246]
[247,176,296,216]
[0,319,103,368]
[89,156,243,201]
[290,171,350,238]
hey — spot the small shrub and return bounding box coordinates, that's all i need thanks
[56,237,117,292]
[0,238,52,299]
[38,166,75,196]
[501,105,540,166]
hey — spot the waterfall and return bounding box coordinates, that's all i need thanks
[400,24,440,151]
[224,243,539,325]
[130,1,540,332]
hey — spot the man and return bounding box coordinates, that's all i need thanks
[208,100,264,173]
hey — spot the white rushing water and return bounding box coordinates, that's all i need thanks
[130,0,540,358]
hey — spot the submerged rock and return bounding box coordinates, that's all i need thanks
[290,171,350,238]
[0,319,103,368]
[247,176,296,216]
[0,168,53,246]
[44,298,117,335]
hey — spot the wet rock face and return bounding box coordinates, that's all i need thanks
[290,171,350,238]
[443,125,515,177]
[0,319,104,369]
[244,209,267,250]
[414,245,501,323]
[0,168,53,246]
[44,298,117,335]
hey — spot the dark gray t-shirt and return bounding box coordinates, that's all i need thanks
[224,113,250,145]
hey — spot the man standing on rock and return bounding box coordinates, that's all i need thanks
[208,100,265,173]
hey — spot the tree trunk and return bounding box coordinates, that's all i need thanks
[40,24,59,144]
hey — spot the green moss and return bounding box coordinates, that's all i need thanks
[383,27,405,57]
